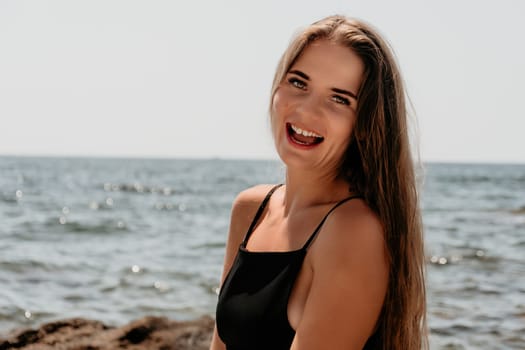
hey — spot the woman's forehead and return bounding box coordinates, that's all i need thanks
[289,40,364,92]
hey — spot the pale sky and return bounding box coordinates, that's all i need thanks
[1,0,524,163]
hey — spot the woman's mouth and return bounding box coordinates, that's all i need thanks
[286,123,324,148]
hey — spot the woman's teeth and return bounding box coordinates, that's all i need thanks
[290,124,322,138]
[287,123,324,147]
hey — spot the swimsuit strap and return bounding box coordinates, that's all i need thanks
[241,184,284,247]
[302,195,363,250]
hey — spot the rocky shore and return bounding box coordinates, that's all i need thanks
[0,316,214,350]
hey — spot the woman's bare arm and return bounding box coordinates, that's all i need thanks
[290,200,389,350]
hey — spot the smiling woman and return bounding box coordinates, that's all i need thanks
[210,15,427,350]
[272,40,363,168]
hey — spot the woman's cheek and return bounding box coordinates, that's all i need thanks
[272,89,286,114]
[270,91,284,137]
[272,94,290,131]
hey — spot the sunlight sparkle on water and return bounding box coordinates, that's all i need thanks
[430,256,449,265]
[438,257,448,265]
[153,281,169,292]
[476,250,486,257]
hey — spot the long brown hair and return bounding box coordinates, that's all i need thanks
[269,15,428,350]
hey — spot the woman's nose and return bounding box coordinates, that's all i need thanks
[296,93,323,120]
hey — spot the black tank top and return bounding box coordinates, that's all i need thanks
[215,184,376,350]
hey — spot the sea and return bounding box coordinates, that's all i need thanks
[0,156,523,349]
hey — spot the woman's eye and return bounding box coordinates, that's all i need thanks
[288,77,306,90]
[331,95,350,106]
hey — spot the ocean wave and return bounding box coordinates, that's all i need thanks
[0,191,22,204]
[436,175,493,184]
[427,248,502,267]
[0,260,59,274]
[101,182,176,196]
[510,206,525,215]
[44,217,130,234]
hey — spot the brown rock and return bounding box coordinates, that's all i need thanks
[0,316,214,350]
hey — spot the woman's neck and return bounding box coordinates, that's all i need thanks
[281,166,352,216]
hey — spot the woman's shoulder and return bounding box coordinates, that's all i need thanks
[311,197,388,273]
[328,197,384,242]
[226,184,279,243]
[232,184,278,209]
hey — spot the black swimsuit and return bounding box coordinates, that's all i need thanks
[215,184,372,350]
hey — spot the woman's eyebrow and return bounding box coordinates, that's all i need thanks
[289,70,310,80]
[332,87,357,100]
[289,69,357,100]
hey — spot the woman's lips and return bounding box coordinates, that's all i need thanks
[286,123,324,148]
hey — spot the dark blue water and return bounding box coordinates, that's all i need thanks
[1,156,524,349]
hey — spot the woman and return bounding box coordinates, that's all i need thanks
[210,15,427,350]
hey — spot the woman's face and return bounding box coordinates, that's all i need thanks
[271,40,364,175]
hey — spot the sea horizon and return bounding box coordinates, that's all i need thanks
[1,153,524,166]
